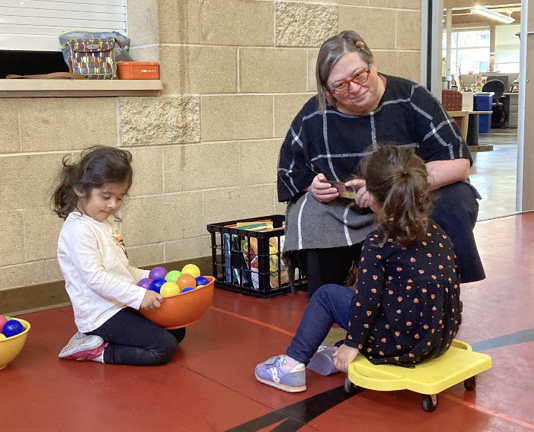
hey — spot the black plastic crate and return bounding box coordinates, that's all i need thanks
[207,215,307,298]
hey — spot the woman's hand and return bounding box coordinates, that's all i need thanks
[345,178,369,208]
[333,343,359,373]
[306,173,339,203]
[140,290,164,310]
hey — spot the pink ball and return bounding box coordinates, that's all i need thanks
[149,266,168,280]
[0,315,8,333]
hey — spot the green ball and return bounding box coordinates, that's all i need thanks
[165,270,182,283]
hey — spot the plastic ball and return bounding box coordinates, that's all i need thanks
[181,264,201,278]
[2,320,24,338]
[0,315,8,333]
[149,278,167,294]
[138,278,153,289]
[180,287,195,294]
[0,334,6,341]
[165,270,181,283]
[160,282,181,297]
[149,266,168,280]
[195,276,209,287]
[177,273,196,290]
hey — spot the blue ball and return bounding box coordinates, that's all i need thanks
[149,278,167,293]
[2,320,24,338]
[180,287,195,294]
[195,276,209,286]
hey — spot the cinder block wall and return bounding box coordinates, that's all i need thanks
[0,0,421,311]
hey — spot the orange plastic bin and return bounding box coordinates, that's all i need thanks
[117,62,160,80]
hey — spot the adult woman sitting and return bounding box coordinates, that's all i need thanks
[278,30,485,299]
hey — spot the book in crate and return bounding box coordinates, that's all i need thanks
[207,215,306,297]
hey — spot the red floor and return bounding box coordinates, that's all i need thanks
[1,213,534,432]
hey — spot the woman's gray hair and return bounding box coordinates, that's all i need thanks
[315,31,374,112]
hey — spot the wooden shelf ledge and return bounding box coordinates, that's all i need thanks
[0,79,162,98]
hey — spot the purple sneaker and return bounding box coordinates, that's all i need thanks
[306,344,339,376]
[255,355,306,393]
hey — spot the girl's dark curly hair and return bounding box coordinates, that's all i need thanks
[52,146,133,219]
[358,145,433,247]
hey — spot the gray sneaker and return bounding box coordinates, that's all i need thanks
[59,332,104,359]
[306,344,339,376]
[255,355,306,393]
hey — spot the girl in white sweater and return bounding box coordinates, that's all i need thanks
[53,146,183,365]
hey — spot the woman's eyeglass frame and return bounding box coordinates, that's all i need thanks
[328,63,372,95]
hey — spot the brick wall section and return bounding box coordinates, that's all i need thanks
[0,0,421,297]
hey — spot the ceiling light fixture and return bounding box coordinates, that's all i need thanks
[471,6,515,24]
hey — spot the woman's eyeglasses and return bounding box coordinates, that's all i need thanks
[328,64,371,95]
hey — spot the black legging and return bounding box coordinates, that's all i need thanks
[88,308,186,366]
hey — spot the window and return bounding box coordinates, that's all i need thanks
[0,0,127,77]
[443,28,490,75]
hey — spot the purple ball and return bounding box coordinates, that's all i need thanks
[149,278,167,294]
[149,266,168,280]
[138,278,153,289]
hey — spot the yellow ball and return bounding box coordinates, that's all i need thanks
[160,282,181,297]
[181,264,201,278]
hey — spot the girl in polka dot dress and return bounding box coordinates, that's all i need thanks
[255,145,462,393]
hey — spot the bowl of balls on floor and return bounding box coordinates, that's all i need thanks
[139,264,215,329]
[0,315,31,370]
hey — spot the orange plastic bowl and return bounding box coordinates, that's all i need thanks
[0,318,31,370]
[140,276,215,329]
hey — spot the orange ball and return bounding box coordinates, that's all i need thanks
[177,273,196,290]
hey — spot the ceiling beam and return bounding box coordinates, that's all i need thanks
[444,0,521,8]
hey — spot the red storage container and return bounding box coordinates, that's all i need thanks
[117,62,159,80]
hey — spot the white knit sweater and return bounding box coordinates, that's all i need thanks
[57,212,149,333]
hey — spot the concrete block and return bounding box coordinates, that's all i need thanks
[274,94,314,137]
[275,2,338,47]
[240,48,307,93]
[127,0,159,46]
[0,260,63,291]
[374,50,420,83]
[159,0,201,44]
[203,185,275,226]
[396,10,421,50]
[24,207,64,261]
[183,142,241,191]
[119,96,201,146]
[127,244,164,269]
[0,211,24,265]
[0,101,21,153]
[240,139,281,186]
[160,46,238,95]
[338,7,396,50]
[200,0,273,46]
[165,236,212,262]
[201,95,273,142]
[0,153,65,211]
[19,99,118,152]
[370,0,421,9]
[129,147,164,196]
[121,193,204,246]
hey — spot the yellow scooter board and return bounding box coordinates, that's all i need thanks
[345,340,492,412]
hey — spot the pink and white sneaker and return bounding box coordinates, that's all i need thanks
[59,332,107,361]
